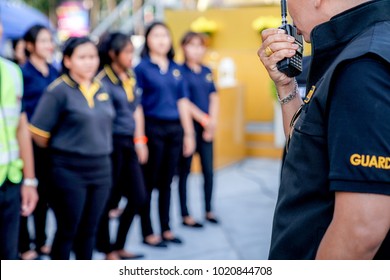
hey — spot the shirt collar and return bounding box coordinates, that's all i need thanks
[25,60,51,77]
[311,0,390,54]
[62,74,101,89]
[144,55,173,69]
[103,64,133,85]
[307,0,390,87]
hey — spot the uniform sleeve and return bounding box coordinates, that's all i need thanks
[129,72,142,108]
[133,84,142,108]
[206,68,217,95]
[328,54,390,195]
[134,65,145,90]
[30,89,63,138]
[134,66,146,108]
[178,74,190,100]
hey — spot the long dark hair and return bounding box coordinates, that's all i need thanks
[141,21,175,59]
[61,36,96,74]
[23,24,50,57]
[98,32,133,69]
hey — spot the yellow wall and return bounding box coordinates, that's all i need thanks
[192,84,246,172]
[166,6,280,122]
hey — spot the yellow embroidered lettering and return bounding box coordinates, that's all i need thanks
[304,85,316,104]
[386,158,390,169]
[378,157,386,169]
[361,155,369,167]
[368,156,378,168]
[350,154,361,166]
[350,154,390,170]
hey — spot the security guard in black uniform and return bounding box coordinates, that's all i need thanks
[259,0,390,259]
[30,37,114,260]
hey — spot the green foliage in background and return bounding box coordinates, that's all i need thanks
[24,0,59,15]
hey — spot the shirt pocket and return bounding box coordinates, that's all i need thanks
[293,111,325,138]
[292,76,327,138]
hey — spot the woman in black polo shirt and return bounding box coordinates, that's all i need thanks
[135,22,195,247]
[95,32,147,260]
[30,37,114,260]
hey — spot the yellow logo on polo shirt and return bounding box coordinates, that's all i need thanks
[173,69,181,79]
[304,85,316,104]
[97,93,110,101]
[350,154,390,169]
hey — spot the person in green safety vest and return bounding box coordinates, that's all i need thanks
[0,20,38,260]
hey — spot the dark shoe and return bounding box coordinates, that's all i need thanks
[206,217,219,224]
[119,253,145,260]
[182,221,203,228]
[110,250,145,260]
[162,236,183,244]
[142,239,167,248]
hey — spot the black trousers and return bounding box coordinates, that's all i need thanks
[19,143,51,254]
[140,118,183,238]
[178,121,214,216]
[96,135,147,254]
[49,152,111,260]
[0,181,20,260]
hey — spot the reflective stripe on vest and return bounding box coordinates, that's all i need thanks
[0,149,19,165]
[0,57,23,186]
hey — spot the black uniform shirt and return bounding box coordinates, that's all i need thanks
[30,74,115,156]
[97,65,141,136]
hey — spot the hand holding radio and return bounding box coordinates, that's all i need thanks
[276,0,303,78]
[258,0,303,96]
[259,29,299,81]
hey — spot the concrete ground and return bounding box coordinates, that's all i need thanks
[42,157,282,260]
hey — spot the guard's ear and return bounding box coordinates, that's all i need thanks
[314,0,322,8]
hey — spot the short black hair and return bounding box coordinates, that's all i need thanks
[61,36,96,74]
[141,21,175,59]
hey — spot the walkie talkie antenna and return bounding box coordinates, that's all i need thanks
[281,0,288,26]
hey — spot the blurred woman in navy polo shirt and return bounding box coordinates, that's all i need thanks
[19,24,58,260]
[96,32,147,260]
[135,22,195,247]
[178,32,219,228]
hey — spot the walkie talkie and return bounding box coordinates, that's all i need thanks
[276,0,303,77]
